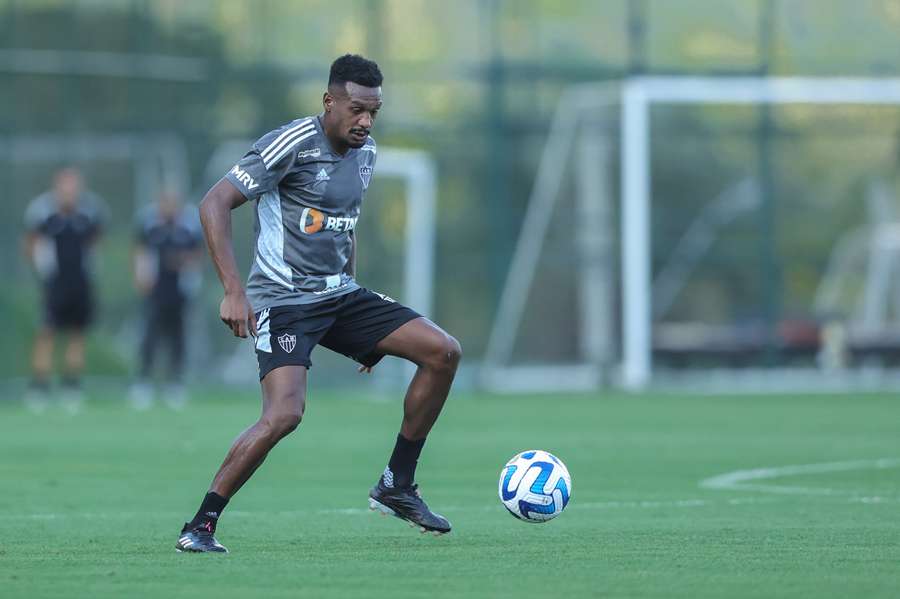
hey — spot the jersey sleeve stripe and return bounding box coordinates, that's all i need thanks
[264,129,318,169]
[261,125,315,168]
[260,122,307,160]
[260,123,314,164]
[260,120,313,162]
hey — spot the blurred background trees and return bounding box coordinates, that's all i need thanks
[3,0,900,381]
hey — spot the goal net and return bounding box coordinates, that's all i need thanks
[483,77,900,393]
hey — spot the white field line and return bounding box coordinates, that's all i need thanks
[8,459,900,525]
[311,497,779,515]
[0,496,780,522]
[700,457,900,497]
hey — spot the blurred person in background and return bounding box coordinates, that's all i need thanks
[22,167,106,413]
[129,190,203,410]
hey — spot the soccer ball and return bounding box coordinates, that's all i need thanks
[498,450,572,523]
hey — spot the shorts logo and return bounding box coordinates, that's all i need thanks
[359,165,372,189]
[277,333,296,353]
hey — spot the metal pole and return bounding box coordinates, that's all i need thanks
[4,0,17,277]
[486,0,509,310]
[576,133,613,371]
[757,0,780,366]
[366,0,385,65]
[621,0,651,389]
[627,0,647,75]
[621,82,651,390]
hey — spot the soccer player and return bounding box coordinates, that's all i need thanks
[176,55,461,553]
[130,190,203,410]
[23,167,105,413]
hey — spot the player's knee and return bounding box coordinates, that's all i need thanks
[262,391,305,439]
[265,409,302,438]
[447,335,462,367]
[279,411,302,435]
[425,334,462,374]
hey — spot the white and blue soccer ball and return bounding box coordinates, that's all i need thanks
[498,450,572,523]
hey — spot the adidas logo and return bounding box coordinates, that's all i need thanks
[316,168,330,182]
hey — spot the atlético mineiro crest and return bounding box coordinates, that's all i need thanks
[277,333,296,353]
[359,165,372,189]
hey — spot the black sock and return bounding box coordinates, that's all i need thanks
[384,434,426,488]
[188,492,229,530]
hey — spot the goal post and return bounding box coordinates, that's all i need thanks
[622,76,900,390]
[483,76,900,393]
[481,84,620,392]
[373,148,437,319]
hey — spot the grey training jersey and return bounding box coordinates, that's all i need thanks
[224,114,376,311]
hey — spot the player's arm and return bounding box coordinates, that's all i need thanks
[209,122,300,337]
[22,203,51,278]
[86,193,107,246]
[199,178,256,339]
[132,215,153,294]
[22,231,38,266]
[22,231,56,280]
[132,241,154,295]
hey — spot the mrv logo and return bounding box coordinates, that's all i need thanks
[299,207,357,234]
[229,165,259,190]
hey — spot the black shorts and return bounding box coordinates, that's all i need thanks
[254,288,420,380]
[44,282,94,330]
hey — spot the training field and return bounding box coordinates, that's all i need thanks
[1,389,899,598]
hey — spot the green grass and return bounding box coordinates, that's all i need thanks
[1,389,899,598]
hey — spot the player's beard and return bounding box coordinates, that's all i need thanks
[348,128,368,148]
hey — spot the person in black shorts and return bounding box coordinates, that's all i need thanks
[175,55,461,553]
[129,190,203,410]
[23,167,105,413]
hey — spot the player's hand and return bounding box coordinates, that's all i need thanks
[358,365,374,374]
[220,291,256,338]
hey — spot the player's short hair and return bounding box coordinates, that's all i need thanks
[328,54,383,90]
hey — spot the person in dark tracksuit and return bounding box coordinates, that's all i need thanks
[129,191,202,410]
[23,167,105,413]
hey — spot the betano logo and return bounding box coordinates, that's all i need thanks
[299,207,357,234]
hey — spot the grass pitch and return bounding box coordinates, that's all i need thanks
[1,388,899,598]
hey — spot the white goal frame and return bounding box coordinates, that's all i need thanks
[622,76,900,390]
[374,148,437,319]
[483,77,900,393]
